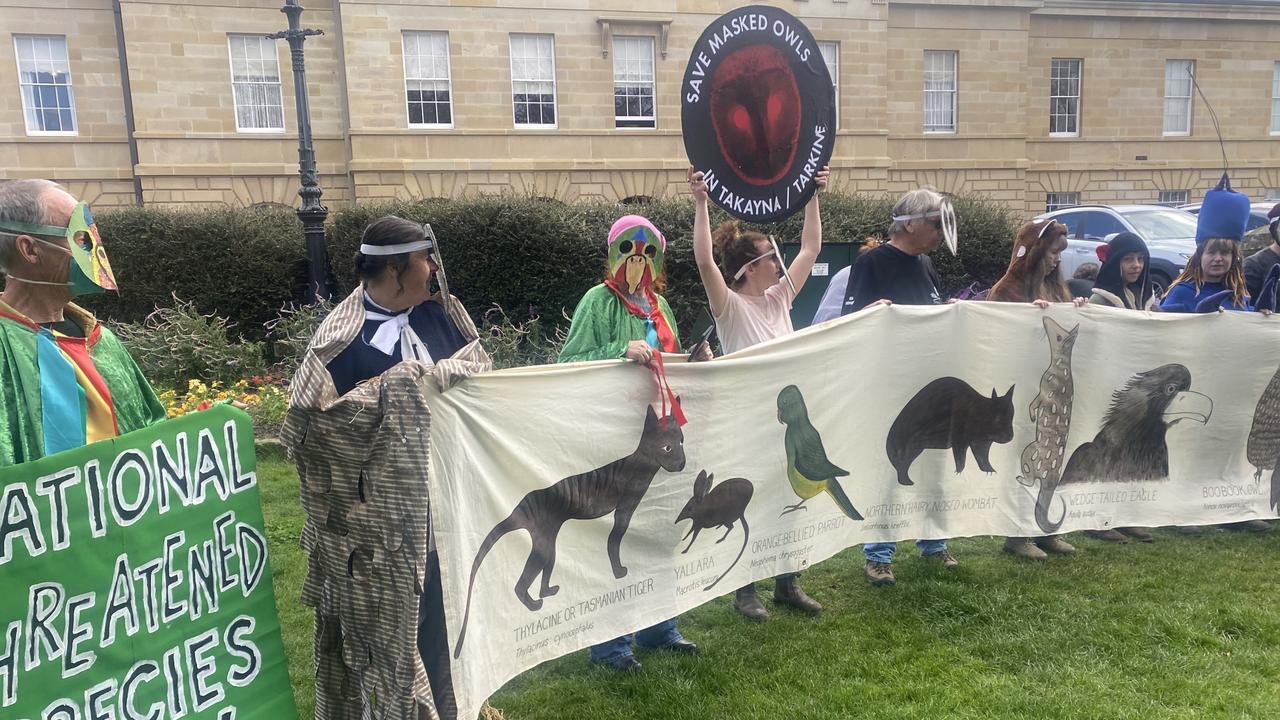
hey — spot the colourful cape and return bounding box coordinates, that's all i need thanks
[0,301,165,467]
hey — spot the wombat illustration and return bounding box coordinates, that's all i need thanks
[886,377,1015,486]
[675,470,753,591]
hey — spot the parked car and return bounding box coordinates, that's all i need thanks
[1034,204,1198,294]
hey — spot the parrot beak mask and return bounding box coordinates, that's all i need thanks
[0,202,118,295]
[608,225,664,294]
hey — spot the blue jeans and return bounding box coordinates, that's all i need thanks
[864,539,947,564]
[588,618,683,664]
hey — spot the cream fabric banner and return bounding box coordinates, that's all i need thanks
[426,302,1280,719]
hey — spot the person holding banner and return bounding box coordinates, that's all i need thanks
[0,178,165,467]
[688,164,830,619]
[288,216,491,720]
[986,218,1087,558]
[1160,175,1258,314]
[840,186,959,585]
[1157,177,1275,534]
[559,213,707,671]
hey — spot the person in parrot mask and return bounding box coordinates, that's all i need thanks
[0,178,165,467]
[559,214,708,671]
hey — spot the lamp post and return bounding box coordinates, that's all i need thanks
[268,0,330,301]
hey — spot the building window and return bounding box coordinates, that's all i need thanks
[1049,58,1081,136]
[923,50,957,133]
[14,35,76,135]
[510,34,556,128]
[1163,59,1194,135]
[818,42,839,129]
[403,31,453,127]
[1158,190,1189,206]
[1046,192,1079,212]
[1272,62,1280,135]
[1268,188,1280,202]
[613,36,655,128]
[228,34,284,132]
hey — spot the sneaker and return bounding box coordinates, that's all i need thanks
[774,577,823,614]
[1002,537,1047,560]
[924,550,959,569]
[733,587,769,621]
[1034,536,1077,555]
[1222,520,1274,533]
[1086,529,1128,543]
[1117,527,1155,543]
[864,560,896,586]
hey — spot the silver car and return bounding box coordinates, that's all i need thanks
[1034,204,1198,294]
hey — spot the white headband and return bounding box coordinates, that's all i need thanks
[359,239,433,256]
[891,210,941,222]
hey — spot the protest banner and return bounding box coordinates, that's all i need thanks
[0,404,297,720]
[426,303,1280,719]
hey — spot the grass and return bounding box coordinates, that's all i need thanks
[258,451,1280,720]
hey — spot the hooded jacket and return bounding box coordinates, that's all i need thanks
[1090,232,1155,311]
[988,220,1070,303]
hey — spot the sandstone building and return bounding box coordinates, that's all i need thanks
[3,0,1279,215]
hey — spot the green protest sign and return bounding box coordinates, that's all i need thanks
[0,404,298,720]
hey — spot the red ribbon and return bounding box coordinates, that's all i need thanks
[647,350,687,428]
[603,280,678,353]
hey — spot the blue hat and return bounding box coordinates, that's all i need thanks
[1195,173,1251,245]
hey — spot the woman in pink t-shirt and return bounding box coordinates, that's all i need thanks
[687,164,829,620]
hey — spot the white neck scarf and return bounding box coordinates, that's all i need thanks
[363,292,435,366]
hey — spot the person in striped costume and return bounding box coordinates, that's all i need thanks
[0,178,165,467]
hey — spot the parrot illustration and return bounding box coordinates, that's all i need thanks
[776,385,863,520]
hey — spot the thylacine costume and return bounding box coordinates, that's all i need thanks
[283,218,490,720]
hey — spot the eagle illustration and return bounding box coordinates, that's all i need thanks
[1060,364,1212,485]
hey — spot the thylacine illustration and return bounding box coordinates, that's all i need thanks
[675,470,754,591]
[1017,317,1078,533]
[886,378,1016,486]
[453,404,686,658]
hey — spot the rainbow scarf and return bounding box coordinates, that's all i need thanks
[0,304,120,456]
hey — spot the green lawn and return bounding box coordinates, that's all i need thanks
[258,451,1280,720]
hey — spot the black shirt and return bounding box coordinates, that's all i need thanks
[1244,245,1280,300]
[840,243,942,315]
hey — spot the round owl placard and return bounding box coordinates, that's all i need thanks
[681,5,835,223]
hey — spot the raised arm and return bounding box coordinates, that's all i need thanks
[784,166,829,296]
[689,166,730,317]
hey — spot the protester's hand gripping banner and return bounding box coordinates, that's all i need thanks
[427,303,1280,719]
[0,405,298,720]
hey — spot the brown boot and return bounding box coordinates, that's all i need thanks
[1034,536,1077,555]
[1086,529,1128,543]
[1002,537,1047,560]
[774,576,822,614]
[733,585,768,621]
[864,560,896,586]
[1222,520,1274,533]
[1117,527,1154,543]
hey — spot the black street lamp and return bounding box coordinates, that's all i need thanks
[268,0,330,301]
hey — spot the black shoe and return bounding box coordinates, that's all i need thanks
[662,639,699,656]
[597,655,641,671]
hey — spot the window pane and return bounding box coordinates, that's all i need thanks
[512,34,556,125]
[404,31,453,126]
[228,34,284,130]
[14,35,76,133]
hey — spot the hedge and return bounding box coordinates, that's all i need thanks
[83,193,1021,342]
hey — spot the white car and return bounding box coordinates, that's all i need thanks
[1034,204,1198,294]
